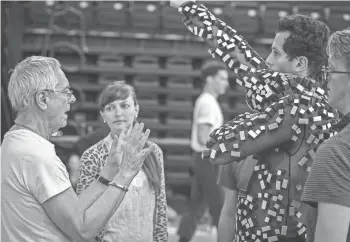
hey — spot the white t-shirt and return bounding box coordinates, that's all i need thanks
[191,92,224,152]
[1,129,72,242]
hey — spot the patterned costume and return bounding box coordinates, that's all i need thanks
[176,2,341,241]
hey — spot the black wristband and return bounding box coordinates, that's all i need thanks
[95,174,111,186]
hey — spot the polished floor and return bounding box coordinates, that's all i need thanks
[168,221,217,242]
[167,203,218,242]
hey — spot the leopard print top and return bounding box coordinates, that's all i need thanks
[76,135,168,242]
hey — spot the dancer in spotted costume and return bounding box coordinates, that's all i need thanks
[171,1,341,241]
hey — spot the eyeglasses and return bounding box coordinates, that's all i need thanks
[321,65,350,81]
[43,87,74,99]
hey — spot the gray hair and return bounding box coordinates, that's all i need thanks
[327,28,350,69]
[8,56,61,112]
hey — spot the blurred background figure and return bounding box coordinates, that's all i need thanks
[177,60,229,242]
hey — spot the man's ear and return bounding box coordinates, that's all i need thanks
[294,56,309,74]
[35,91,49,111]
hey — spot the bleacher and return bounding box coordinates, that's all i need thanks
[20,1,350,194]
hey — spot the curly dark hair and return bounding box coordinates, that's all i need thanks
[277,14,330,80]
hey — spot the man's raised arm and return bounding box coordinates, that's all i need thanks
[171,0,268,71]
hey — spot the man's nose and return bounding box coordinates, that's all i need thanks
[70,94,76,104]
[265,54,273,67]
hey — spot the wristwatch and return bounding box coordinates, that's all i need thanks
[95,174,129,192]
[95,174,110,186]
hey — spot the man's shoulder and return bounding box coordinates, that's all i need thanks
[194,93,221,114]
[318,128,350,155]
[334,124,350,144]
[195,92,215,105]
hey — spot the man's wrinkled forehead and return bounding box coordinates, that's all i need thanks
[56,69,69,89]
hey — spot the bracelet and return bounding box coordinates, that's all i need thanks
[95,174,111,186]
[109,182,129,192]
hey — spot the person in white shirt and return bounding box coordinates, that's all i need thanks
[1,56,153,242]
[177,60,229,242]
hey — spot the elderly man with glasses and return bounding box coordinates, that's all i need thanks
[302,29,350,242]
[1,56,154,242]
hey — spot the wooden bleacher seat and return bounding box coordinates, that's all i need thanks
[97,54,124,68]
[167,111,192,126]
[51,2,91,30]
[327,6,350,31]
[98,75,125,85]
[133,75,160,88]
[167,77,193,89]
[198,1,229,21]
[138,110,160,125]
[161,4,190,35]
[164,152,193,187]
[165,154,192,173]
[24,2,51,28]
[167,56,192,71]
[138,109,162,138]
[167,93,193,108]
[95,1,129,31]
[130,2,161,33]
[294,3,323,19]
[166,106,192,139]
[200,1,227,8]
[133,55,160,69]
[263,2,291,36]
[47,49,85,72]
[219,100,230,112]
[141,39,173,50]
[172,41,207,55]
[22,32,45,51]
[229,2,260,36]
[138,96,159,108]
[67,1,94,27]
[165,172,191,186]
[70,83,87,102]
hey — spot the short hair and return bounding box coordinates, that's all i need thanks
[98,81,137,111]
[276,14,330,79]
[8,56,61,112]
[200,59,227,82]
[327,28,350,69]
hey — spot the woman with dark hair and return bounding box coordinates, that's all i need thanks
[76,81,168,242]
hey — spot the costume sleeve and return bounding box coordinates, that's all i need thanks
[153,144,169,242]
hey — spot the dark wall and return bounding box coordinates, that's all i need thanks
[1,1,25,142]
